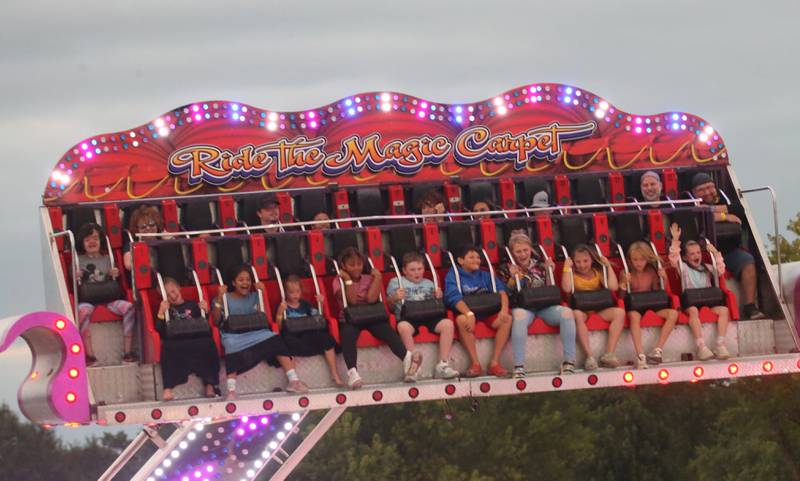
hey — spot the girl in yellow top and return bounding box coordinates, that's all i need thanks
[561,244,625,370]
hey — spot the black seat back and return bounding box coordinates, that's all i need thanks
[558,217,589,254]
[296,190,329,222]
[466,181,495,209]
[613,213,645,251]
[332,231,360,259]
[183,202,215,232]
[520,178,551,207]
[669,210,702,242]
[214,237,245,283]
[67,207,99,234]
[575,176,606,209]
[157,242,189,285]
[389,226,418,260]
[353,187,384,226]
[446,223,474,257]
[275,235,307,277]
[238,196,262,228]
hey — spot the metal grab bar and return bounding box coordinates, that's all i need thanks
[132,198,704,240]
[740,186,783,304]
[49,230,79,322]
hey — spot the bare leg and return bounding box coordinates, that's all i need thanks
[162,388,174,401]
[714,306,730,338]
[603,308,625,354]
[456,315,480,366]
[654,309,678,349]
[574,310,592,356]
[628,311,643,355]
[321,348,343,385]
[397,321,416,353]
[123,334,133,355]
[489,316,511,366]
[434,318,455,361]
[686,306,702,340]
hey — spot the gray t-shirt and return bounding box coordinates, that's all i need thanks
[386,276,436,319]
[77,254,113,284]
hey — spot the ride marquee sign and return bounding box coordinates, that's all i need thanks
[167,122,597,186]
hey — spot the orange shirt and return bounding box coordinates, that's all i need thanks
[574,268,602,292]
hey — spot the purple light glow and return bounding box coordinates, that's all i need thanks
[81,143,88,150]
[260,417,269,425]
[249,423,257,430]
[309,121,317,128]
[194,114,202,121]
[308,111,316,119]
[86,152,93,159]
[417,111,425,118]
[192,105,200,112]
[420,102,428,109]
[237,428,245,436]
[635,127,642,134]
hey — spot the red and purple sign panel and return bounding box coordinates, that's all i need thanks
[43,83,727,205]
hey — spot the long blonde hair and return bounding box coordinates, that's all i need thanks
[626,241,658,271]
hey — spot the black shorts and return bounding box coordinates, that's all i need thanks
[224,336,291,375]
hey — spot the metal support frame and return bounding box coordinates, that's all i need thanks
[128,422,200,481]
[267,408,346,481]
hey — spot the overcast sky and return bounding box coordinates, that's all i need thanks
[1,0,798,443]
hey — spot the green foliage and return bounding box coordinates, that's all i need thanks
[0,404,134,481]
[768,212,800,263]
[289,376,800,481]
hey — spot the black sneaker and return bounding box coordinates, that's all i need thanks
[743,305,767,320]
[122,352,138,363]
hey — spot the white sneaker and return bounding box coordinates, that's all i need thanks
[560,362,576,375]
[697,345,714,361]
[599,352,621,369]
[435,361,459,379]
[635,354,649,370]
[714,344,731,360]
[646,347,663,365]
[404,351,423,382]
[347,369,364,390]
[584,356,598,371]
[513,366,526,378]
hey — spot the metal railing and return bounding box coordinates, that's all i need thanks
[740,186,783,304]
[49,230,79,322]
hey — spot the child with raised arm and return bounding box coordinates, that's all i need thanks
[276,275,343,386]
[333,247,420,389]
[668,223,730,360]
[444,244,512,378]
[75,223,136,366]
[561,244,624,370]
[211,266,308,397]
[386,252,459,380]
[618,242,679,367]
[156,277,220,400]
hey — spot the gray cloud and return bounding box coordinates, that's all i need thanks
[1,0,799,442]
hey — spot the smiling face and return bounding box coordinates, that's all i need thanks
[457,250,482,273]
[82,229,102,255]
[683,243,703,268]
[573,250,594,275]
[510,242,533,267]
[640,176,663,202]
[232,270,253,296]
[164,282,184,305]
[402,260,425,283]
[693,181,718,205]
[285,281,303,303]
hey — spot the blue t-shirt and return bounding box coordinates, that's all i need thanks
[221,291,274,354]
[443,266,506,308]
[386,276,436,318]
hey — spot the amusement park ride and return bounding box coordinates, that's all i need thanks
[1,82,799,481]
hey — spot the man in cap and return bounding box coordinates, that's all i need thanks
[691,172,765,320]
[257,193,282,234]
[640,171,664,203]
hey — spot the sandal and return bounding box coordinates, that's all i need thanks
[465,363,483,378]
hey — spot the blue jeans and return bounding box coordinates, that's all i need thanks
[511,305,576,365]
